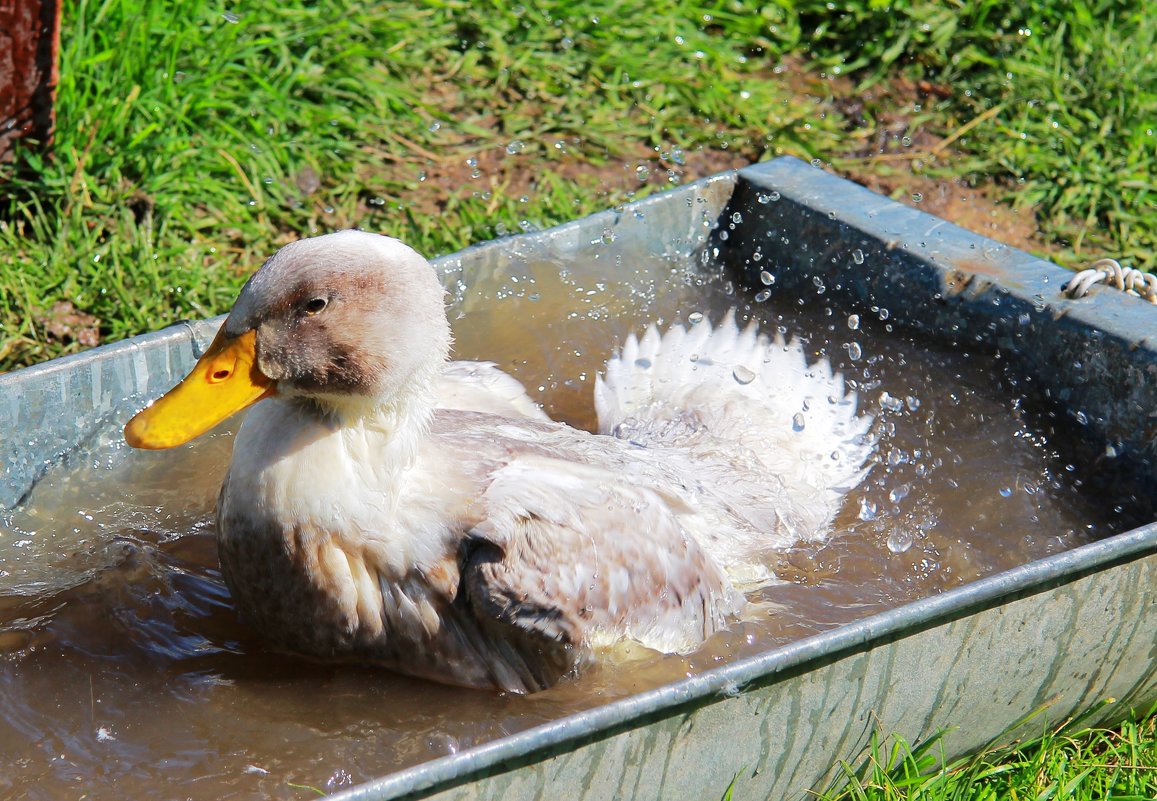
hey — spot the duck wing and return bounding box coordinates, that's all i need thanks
[436,361,549,421]
[458,452,744,686]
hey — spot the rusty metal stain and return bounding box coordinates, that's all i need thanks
[0,0,61,159]
[940,268,997,300]
[942,254,1027,291]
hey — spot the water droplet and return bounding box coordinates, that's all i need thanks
[425,732,460,755]
[852,248,865,265]
[847,342,862,361]
[732,365,756,385]
[999,486,1013,498]
[847,314,860,330]
[635,164,650,181]
[754,288,772,302]
[505,140,525,155]
[731,211,743,224]
[886,529,914,553]
[911,192,924,203]
[428,121,441,132]
[792,412,806,431]
[222,10,240,23]
[905,395,920,411]
[878,392,904,413]
[759,270,775,286]
[858,498,878,521]
[888,483,910,503]
[687,311,705,324]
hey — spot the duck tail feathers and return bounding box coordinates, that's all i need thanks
[595,311,875,511]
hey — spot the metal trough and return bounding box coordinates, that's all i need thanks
[2,157,1155,800]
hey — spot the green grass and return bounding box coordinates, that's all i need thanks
[0,0,1153,372]
[813,703,1157,801]
[811,0,1156,270]
[960,3,1157,267]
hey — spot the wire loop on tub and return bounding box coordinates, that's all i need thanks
[1063,259,1157,304]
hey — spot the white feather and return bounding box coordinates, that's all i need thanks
[597,311,874,548]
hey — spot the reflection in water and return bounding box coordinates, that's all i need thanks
[0,238,1132,800]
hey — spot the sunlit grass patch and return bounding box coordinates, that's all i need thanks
[958,4,1157,270]
[813,704,1157,801]
[799,0,1155,271]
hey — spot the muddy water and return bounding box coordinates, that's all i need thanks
[0,240,1136,800]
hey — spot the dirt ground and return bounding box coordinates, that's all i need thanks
[366,63,1049,259]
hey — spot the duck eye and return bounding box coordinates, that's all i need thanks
[304,297,328,315]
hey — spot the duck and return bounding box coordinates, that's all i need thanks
[124,230,873,692]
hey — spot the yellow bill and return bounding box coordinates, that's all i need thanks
[124,328,275,449]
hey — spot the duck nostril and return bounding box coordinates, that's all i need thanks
[212,369,231,381]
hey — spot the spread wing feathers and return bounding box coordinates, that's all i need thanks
[595,311,875,536]
[461,454,744,661]
[435,360,549,421]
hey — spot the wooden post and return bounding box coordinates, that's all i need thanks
[0,0,62,160]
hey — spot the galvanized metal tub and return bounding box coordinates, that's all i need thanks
[2,157,1154,800]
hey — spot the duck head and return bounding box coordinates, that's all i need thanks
[125,230,452,449]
